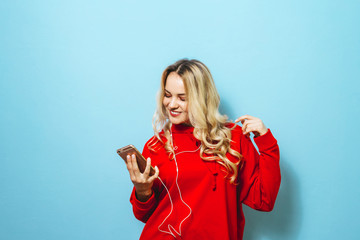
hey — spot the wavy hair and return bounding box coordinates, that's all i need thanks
[150,59,242,184]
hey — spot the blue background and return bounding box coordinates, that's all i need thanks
[1,0,359,239]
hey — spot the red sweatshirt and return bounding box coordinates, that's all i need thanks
[130,123,281,239]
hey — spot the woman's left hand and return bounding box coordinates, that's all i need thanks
[235,115,268,137]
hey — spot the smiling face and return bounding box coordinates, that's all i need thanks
[162,72,190,125]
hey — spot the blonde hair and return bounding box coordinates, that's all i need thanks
[150,59,242,184]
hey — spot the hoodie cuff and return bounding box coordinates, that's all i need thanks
[130,188,156,211]
[253,129,278,151]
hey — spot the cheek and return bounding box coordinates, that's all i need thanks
[162,98,168,107]
[182,102,188,112]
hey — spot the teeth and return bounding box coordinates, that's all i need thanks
[171,111,180,115]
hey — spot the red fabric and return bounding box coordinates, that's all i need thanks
[130,123,281,240]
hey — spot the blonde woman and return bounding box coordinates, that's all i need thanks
[125,59,281,239]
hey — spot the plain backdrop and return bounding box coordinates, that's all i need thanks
[1,0,359,239]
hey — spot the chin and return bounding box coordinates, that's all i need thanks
[170,119,184,125]
[169,117,186,125]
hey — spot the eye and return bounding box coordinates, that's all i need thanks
[179,97,186,102]
[164,93,171,98]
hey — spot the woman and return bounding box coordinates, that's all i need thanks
[126,59,281,239]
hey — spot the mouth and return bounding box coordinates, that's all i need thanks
[169,110,181,117]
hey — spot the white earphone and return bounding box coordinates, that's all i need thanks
[156,129,200,238]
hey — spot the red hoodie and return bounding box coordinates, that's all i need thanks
[130,123,281,239]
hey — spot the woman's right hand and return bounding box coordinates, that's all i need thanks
[126,154,159,202]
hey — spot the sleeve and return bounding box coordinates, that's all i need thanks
[129,140,160,223]
[238,129,281,212]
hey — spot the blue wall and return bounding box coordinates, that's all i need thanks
[1,0,359,239]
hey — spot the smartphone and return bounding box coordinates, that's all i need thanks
[117,144,155,176]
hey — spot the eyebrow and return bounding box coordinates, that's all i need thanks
[165,89,186,96]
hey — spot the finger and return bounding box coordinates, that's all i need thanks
[243,127,253,136]
[242,120,257,132]
[235,115,248,122]
[126,154,131,168]
[235,118,246,126]
[155,166,159,177]
[243,122,256,132]
[235,115,254,123]
[243,127,251,136]
[131,154,140,175]
[143,157,151,177]
[148,166,160,182]
[246,121,262,130]
[243,127,253,137]
[242,120,253,133]
[126,154,133,173]
[243,122,264,137]
[126,155,136,181]
[247,123,267,136]
[242,121,248,132]
[238,118,250,126]
[242,122,255,135]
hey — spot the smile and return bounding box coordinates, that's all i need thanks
[170,110,181,117]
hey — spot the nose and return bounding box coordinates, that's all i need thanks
[169,97,178,109]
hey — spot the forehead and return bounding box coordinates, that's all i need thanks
[165,72,186,93]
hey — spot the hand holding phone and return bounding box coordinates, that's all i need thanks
[117,144,155,176]
[117,144,159,202]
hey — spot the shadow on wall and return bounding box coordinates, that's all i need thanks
[242,160,302,240]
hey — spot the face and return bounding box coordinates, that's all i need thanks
[163,72,190,125]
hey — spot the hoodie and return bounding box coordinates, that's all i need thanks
[130,123,281,240]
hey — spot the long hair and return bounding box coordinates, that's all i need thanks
[150,59,242,184]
